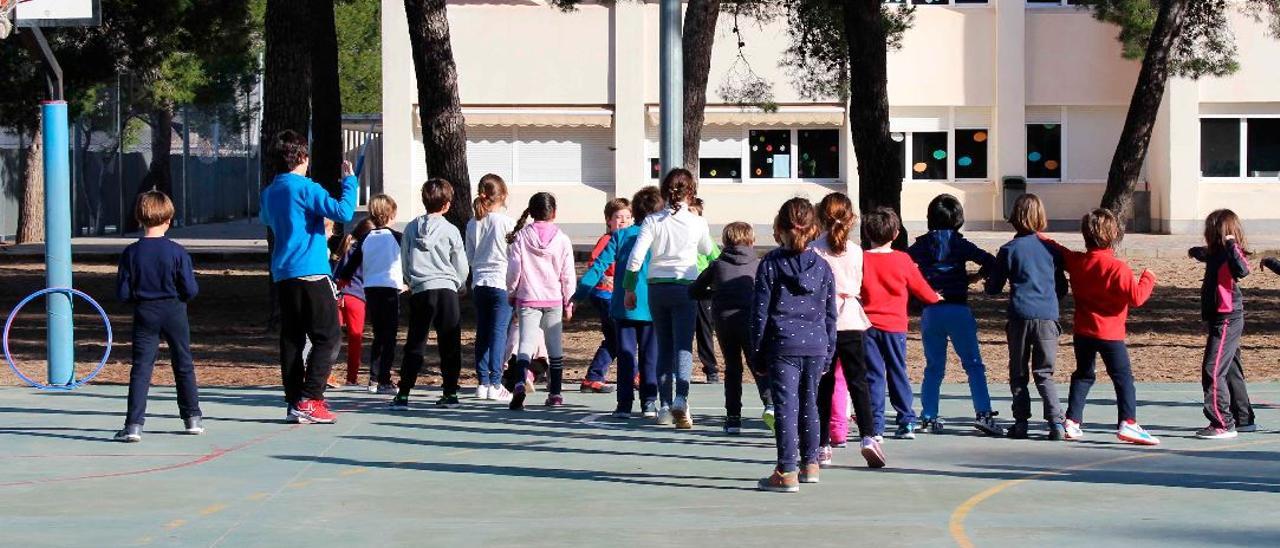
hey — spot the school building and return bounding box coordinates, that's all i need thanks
[380,1,1280,236]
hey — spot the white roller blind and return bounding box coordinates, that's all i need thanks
[466,127,514,181]
[699,127,744,158]
[516,127,615,184]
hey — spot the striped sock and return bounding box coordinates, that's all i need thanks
[549,356,564,395]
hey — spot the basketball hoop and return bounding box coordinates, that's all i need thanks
[0,0,19,40]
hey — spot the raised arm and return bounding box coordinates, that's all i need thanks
[1262,257,1280,275]
[1225,238,1251,279]
[1188,246,1208,263]
[1125,267,1156,308]
[302,173,359,223]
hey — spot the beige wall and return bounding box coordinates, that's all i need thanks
[382,1,1280,233]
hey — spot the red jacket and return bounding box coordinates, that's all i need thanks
[861,250,941,332]
[1050,243,1155,341]
[588,233,615,296]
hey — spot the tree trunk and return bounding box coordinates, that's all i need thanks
[1100,0,1191,224]
[261,0,315,330]
[130,106,175,233]
[17,125,44,244]
[844,0,906,248]
[310,0,344,199]
[682,0,721,174]
[404,0,471,231]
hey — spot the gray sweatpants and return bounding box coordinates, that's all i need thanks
[516,306,565,394]
[1006,318,1065,423]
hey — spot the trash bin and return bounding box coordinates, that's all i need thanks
[1002,176,1026,220]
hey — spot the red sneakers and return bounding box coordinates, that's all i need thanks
[293,399,337,424]
[579,380,616,394]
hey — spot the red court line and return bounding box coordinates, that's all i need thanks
[1,453,204,459]
[0,425,300,488]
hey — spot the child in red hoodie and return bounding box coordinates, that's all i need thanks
[860,208,942,440]
[1043,209,1159,446]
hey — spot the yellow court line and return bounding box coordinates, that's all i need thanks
[199,503,228,516]
[949,438,1280,548]
[163,519,187,531]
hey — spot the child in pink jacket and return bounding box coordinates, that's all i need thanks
[506,192,576,410]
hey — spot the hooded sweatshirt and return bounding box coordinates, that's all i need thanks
[507,221,575,308]
[907,230,996,305]
[750,248,838,364]
[689,244,758,315]
[401,213,468,294]
[575,225,652,322]
[1190,239,1250,322]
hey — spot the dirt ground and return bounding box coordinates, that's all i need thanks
[2,254,1279,388]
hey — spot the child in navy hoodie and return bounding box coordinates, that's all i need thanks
[907,194,1002,437]
[114,191,202,443]
[753,198,837,493]
[984,194,1067,440]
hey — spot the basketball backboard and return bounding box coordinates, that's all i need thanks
[16,0,100,27]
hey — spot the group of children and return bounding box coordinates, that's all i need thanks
[112,130,1273,494]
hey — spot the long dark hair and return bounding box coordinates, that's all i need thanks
[1204,208,1250,256]
[507,192,557,244]
[660,168,697,214]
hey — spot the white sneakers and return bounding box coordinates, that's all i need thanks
[476,385,491,400]
[489,384,513,402]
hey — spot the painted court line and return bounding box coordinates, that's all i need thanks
[948,437,1280,547]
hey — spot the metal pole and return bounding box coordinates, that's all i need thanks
[659,0,683,175]
[42,101,74,386]
[116,74,123,234]
[181,106,190,226]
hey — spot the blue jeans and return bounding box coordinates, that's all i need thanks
[920,304,993,419]
[586,295,617,382]
[472,286,512,386]
[864,327,914,434]
[769,355,823,472]
[648,283,696,406]
[616,319,658,410]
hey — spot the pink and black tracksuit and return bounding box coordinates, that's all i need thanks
[1190,241,1256,430]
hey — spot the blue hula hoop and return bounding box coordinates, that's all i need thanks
[3,287,113,391]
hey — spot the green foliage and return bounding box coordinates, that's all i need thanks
[335,0,381,114]
[1078,0,1280,78]
[780,0,915,101]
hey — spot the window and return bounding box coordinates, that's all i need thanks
[649,158,662,179]
[1200,119,1240,178]
[892,133,907,178]
[1198,117,1280,179]
[1027,123,1062,180]
[911,131,948,180]
[749,130,792,179]
[1247,118,1280,177]
[954,129,989,179]
[700,158,741,179]
[1028,0,1086,6]
[798,129,840,178]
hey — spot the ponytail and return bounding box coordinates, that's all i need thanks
[818,192,856,255]
[507,208,532,244]
[660,168,697,215]
[506,191,557,244]
[473,173,508,220]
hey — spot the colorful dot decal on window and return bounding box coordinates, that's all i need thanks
[730,170,738,177]
[1028,151,1042,162]
[766,145,773,152]
[780,145,786,152]
[913,162,928,173]
[1044,160,1059,170]
[958,156,973,167]
[755,168,763,176]
[709,170,718,177]
[891,133,905,143]
[802,153,810,160]
[752,145,758,152]
[767,157,773,164]
[1043,124,1057,130]
[829,146,837,152]
[973,131,988,143]
[933,150,947,160]
[759,135,766,142]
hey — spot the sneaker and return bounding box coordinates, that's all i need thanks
[490,384,513,403]
[377,384,398,395]
[1195,426,1238,439]
[367,382,378,394]
[642,401,659,419]
[818,445,833,467]
[894,422,917,440]
[524,370,538,394]
[183,417,204,435]
[672,398,693,429]
[757,470,799,493]
[326,376,341,389]
[656,406,674,426]
[724,415,742,435]
[871,434,884,443]
[798,463,820,484]
[832,440,848,449]
[509,384,527,411]
[545,394,564,407]
[389,395,410,410]
[1048,422,1065,441]
[114,424,142,443]
[611,405,632,419]
[1116,420,1160,446]
[860,437,886,469]
[1007,420,1029,440]
[435,394,461,408]
[293,399,337,424]
[1063,419,1085,441]
[579,380,616,394]
[1237,423,1259,433]
[285,404,300,424]
[705,372,722,384]
[476,385,491,400]
[974,412,1003,437]
[762,407,777,434]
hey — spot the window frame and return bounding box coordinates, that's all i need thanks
[1200,115,1280,182]
[894,127,991,184]
[1025,107,1068,183]
[953,127,991,182]
[739,127,843,185]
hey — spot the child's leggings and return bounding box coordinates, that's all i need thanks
[616,319,658,409]
[126,300,201,426]
[365,287,400,386]
[863,327,914,434]
[1201,316,1255,429]
[715,310,768,417]
[920,304,993,419]
[514,306,565,395]
[1066,336,1136,426]
[338,294,365,385]
[770,355,823,473]
[820,330,876,445]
